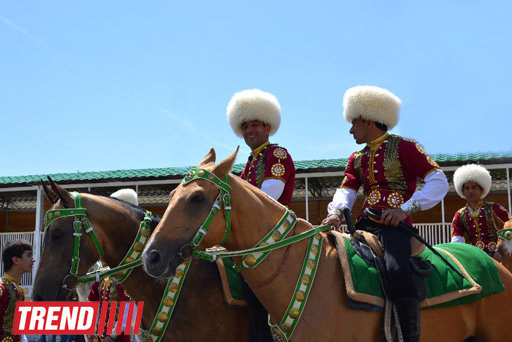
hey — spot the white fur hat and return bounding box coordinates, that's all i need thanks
[343,86,401,130]
[110,189,138,206]
[453,164,492,199]
[226,89,281,137]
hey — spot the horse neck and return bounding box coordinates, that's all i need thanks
[84,195,139,266]
[225,177,289,250]
[85,195,163,328]
[225,178,315,319]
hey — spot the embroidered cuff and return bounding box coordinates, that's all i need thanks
[400,198,421,216]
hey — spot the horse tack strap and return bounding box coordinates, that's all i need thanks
[269,233,323,341]
[137,260,192,342]
[78,210,154,284]
[498,228,512,240]
[45,208,86,227]
[233,210,297,272]
[183,167,232,249]
[193,224,330,262]
[182,167,231,193]
[111,211,153,283]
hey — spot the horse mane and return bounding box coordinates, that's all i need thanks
[106,195,161,230]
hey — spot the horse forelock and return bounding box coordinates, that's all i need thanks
[500,239,512,256]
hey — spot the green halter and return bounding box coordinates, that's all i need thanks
[180,167,232,255]
[498,228,512,240]
[44,192,105,289]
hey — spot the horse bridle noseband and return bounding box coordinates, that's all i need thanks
[44,192,105,290]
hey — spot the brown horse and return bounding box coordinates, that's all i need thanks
[142,148,512,341]
[32,180,251,341]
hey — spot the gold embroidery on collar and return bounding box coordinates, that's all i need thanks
[251,141,271,158]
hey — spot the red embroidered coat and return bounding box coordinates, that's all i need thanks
[341,134,439,224]
[0,275,24,342]
[452,202,511,254]
[240,143,295,206]
[88,277,132,342]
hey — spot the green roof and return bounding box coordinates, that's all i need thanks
[1,152,511,187]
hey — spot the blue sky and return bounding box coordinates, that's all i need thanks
[1,0,511,177]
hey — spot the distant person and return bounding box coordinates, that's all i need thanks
[451,164,511,256]
[87,275,132,342]
[1,239,35,342]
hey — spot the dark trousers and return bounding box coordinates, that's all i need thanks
[357,218,419,300]
[357,218,421,341]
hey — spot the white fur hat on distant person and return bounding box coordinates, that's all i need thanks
[226,89,281,137]
[110,189,138,206]
[343,86,401,130]
[453,164,492,199]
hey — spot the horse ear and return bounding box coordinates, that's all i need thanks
[40,179,58,204]
[47,176,75,208]
[198,148,216,167]
[213,147,239,179]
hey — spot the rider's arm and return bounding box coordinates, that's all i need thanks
[451,236,463,243]
[451,211,465,243]
[327,153,361,219]
[260,179,285,201]
[400,169,449,215]
[327,188,357,219]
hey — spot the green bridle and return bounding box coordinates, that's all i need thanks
[44,192,105,290]
[178,167,232,259]
[498,228,512,240]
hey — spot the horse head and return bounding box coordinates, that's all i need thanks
[496,219,512,272]
[142,148,242,279]
[33,177,106,300]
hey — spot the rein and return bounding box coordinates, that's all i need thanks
[178,167,331,341]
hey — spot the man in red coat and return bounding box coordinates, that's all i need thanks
[227,89,295,206]
[322,86,449,342]
[227,89,296,341]
[1,239,34,342]
[451,164,511,256]
[87,276,132,342]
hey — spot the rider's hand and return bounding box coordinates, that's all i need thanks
[381,208,407,227]
[322,214,342,232]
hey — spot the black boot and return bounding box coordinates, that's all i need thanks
[394,297,420,342]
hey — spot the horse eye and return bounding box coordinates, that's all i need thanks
[52,228,64,239]
[189,193,205,204]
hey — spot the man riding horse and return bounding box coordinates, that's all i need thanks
[451,164,511,256]
[321,85,449,342]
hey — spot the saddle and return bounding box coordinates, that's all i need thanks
[330,231,504,309]
[331,231,504,342]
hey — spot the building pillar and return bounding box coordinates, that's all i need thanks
[507,167,511,213]
[305,177,309,221]
[32,186,44,286]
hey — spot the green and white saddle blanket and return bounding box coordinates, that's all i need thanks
[331,232,505,309]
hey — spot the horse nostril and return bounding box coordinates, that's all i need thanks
[148,250,161,266]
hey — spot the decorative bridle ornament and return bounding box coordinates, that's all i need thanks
[179,167,331,341]
[498,228,512,240]
[44,192,190,342]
